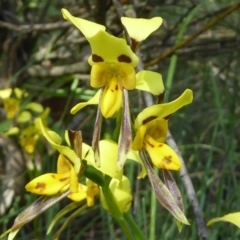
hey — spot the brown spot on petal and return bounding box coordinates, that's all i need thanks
[92,54,104,62]
[59,177,69,182]
[51,175,56,179]
[118,55,132,63]
[158,144,163,148]
[147,141,154,148]
[36,182,46,190]
[142,116,157,125]
[115,85,118,91]
[163,155,172,164]
[164,114,172,120]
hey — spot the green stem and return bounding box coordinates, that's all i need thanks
[124,212,146,240]
[102,175,135,240]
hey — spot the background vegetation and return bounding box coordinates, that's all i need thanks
[0,0,240,239]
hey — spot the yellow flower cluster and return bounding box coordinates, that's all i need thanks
[1,8,193,240]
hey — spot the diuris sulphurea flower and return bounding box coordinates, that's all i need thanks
[62,9,163,169]
[132,89,193,170]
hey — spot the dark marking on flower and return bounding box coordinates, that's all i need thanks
[92,54,104,62]
[118,55,132,63]
[142,116,157,125]
[158,144,163,148]
[163,155,172,164]
[131,38,140,52]
[51,174,56,179]
[157,91,165,104]
[115,85,118,91]
[147,141,154,148]
[36,182,46,190]
[59,177,69,182]
[164,114,172,120]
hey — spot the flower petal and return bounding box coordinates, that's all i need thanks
[136,70,164,96]
[17,111,32,123]
[207,212,240,228]
[36,118,81,173]
[61,9,105,38]
[70,90,101,115]
[69,164,79,193]
[127,149,147,179]
[25,172,70,195]
[88,30,139,67]
[67,184,87,202]
[85,140,123,180]
[135,89,193,129]
[0,88,12,99]
[25,102,44,113]
[90,63,108,88]
[100,175,132,213]
[121,17,163,42]
[144,135,181,170]
[57,154,71,173]
[100,78,122,118]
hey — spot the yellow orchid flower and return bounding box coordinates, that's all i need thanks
[25,154,79,195]
[62,8,164,170]
[2,98,20,119]
[0,88,29,120]
[20,125,39,154]
[62,9,163,119]
[25,118,93,198]
[132,89,193,170]
[85,139,147,180]
[100,175,132,213]
[62,8,138,118]
[67,179,99,206]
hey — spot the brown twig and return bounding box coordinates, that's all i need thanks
[144,2,240,67]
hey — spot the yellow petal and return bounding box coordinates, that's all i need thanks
[145,119,168,143]
[120,63,136,90]
[67,184,87,202]
[25,102,44,113]
[0,88,12,99]
[90,63,109,88]
[88,30,139,67]
[86,179,100,206]
[85,140,123,180]
[121,17,163,42]
[207,212,240,228]
[20,125,39,154]
[127,149,147,179]
[17,111,32,123]
[57,154,71,173]
[132,124,147,150]
[144,135,181,170]
[100,77,122,118]
[69,164,79,193]
[70,90,101,115]
[8,229,20,240]
[25,172,70,195]
[136,70,164,95]
[3,98,20,119]
[100,175,132,213]
[36,118,81,173]
[3,127,19,135]
[135,89,193,129]
[14,88,28,99]
[61,9,105,38]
